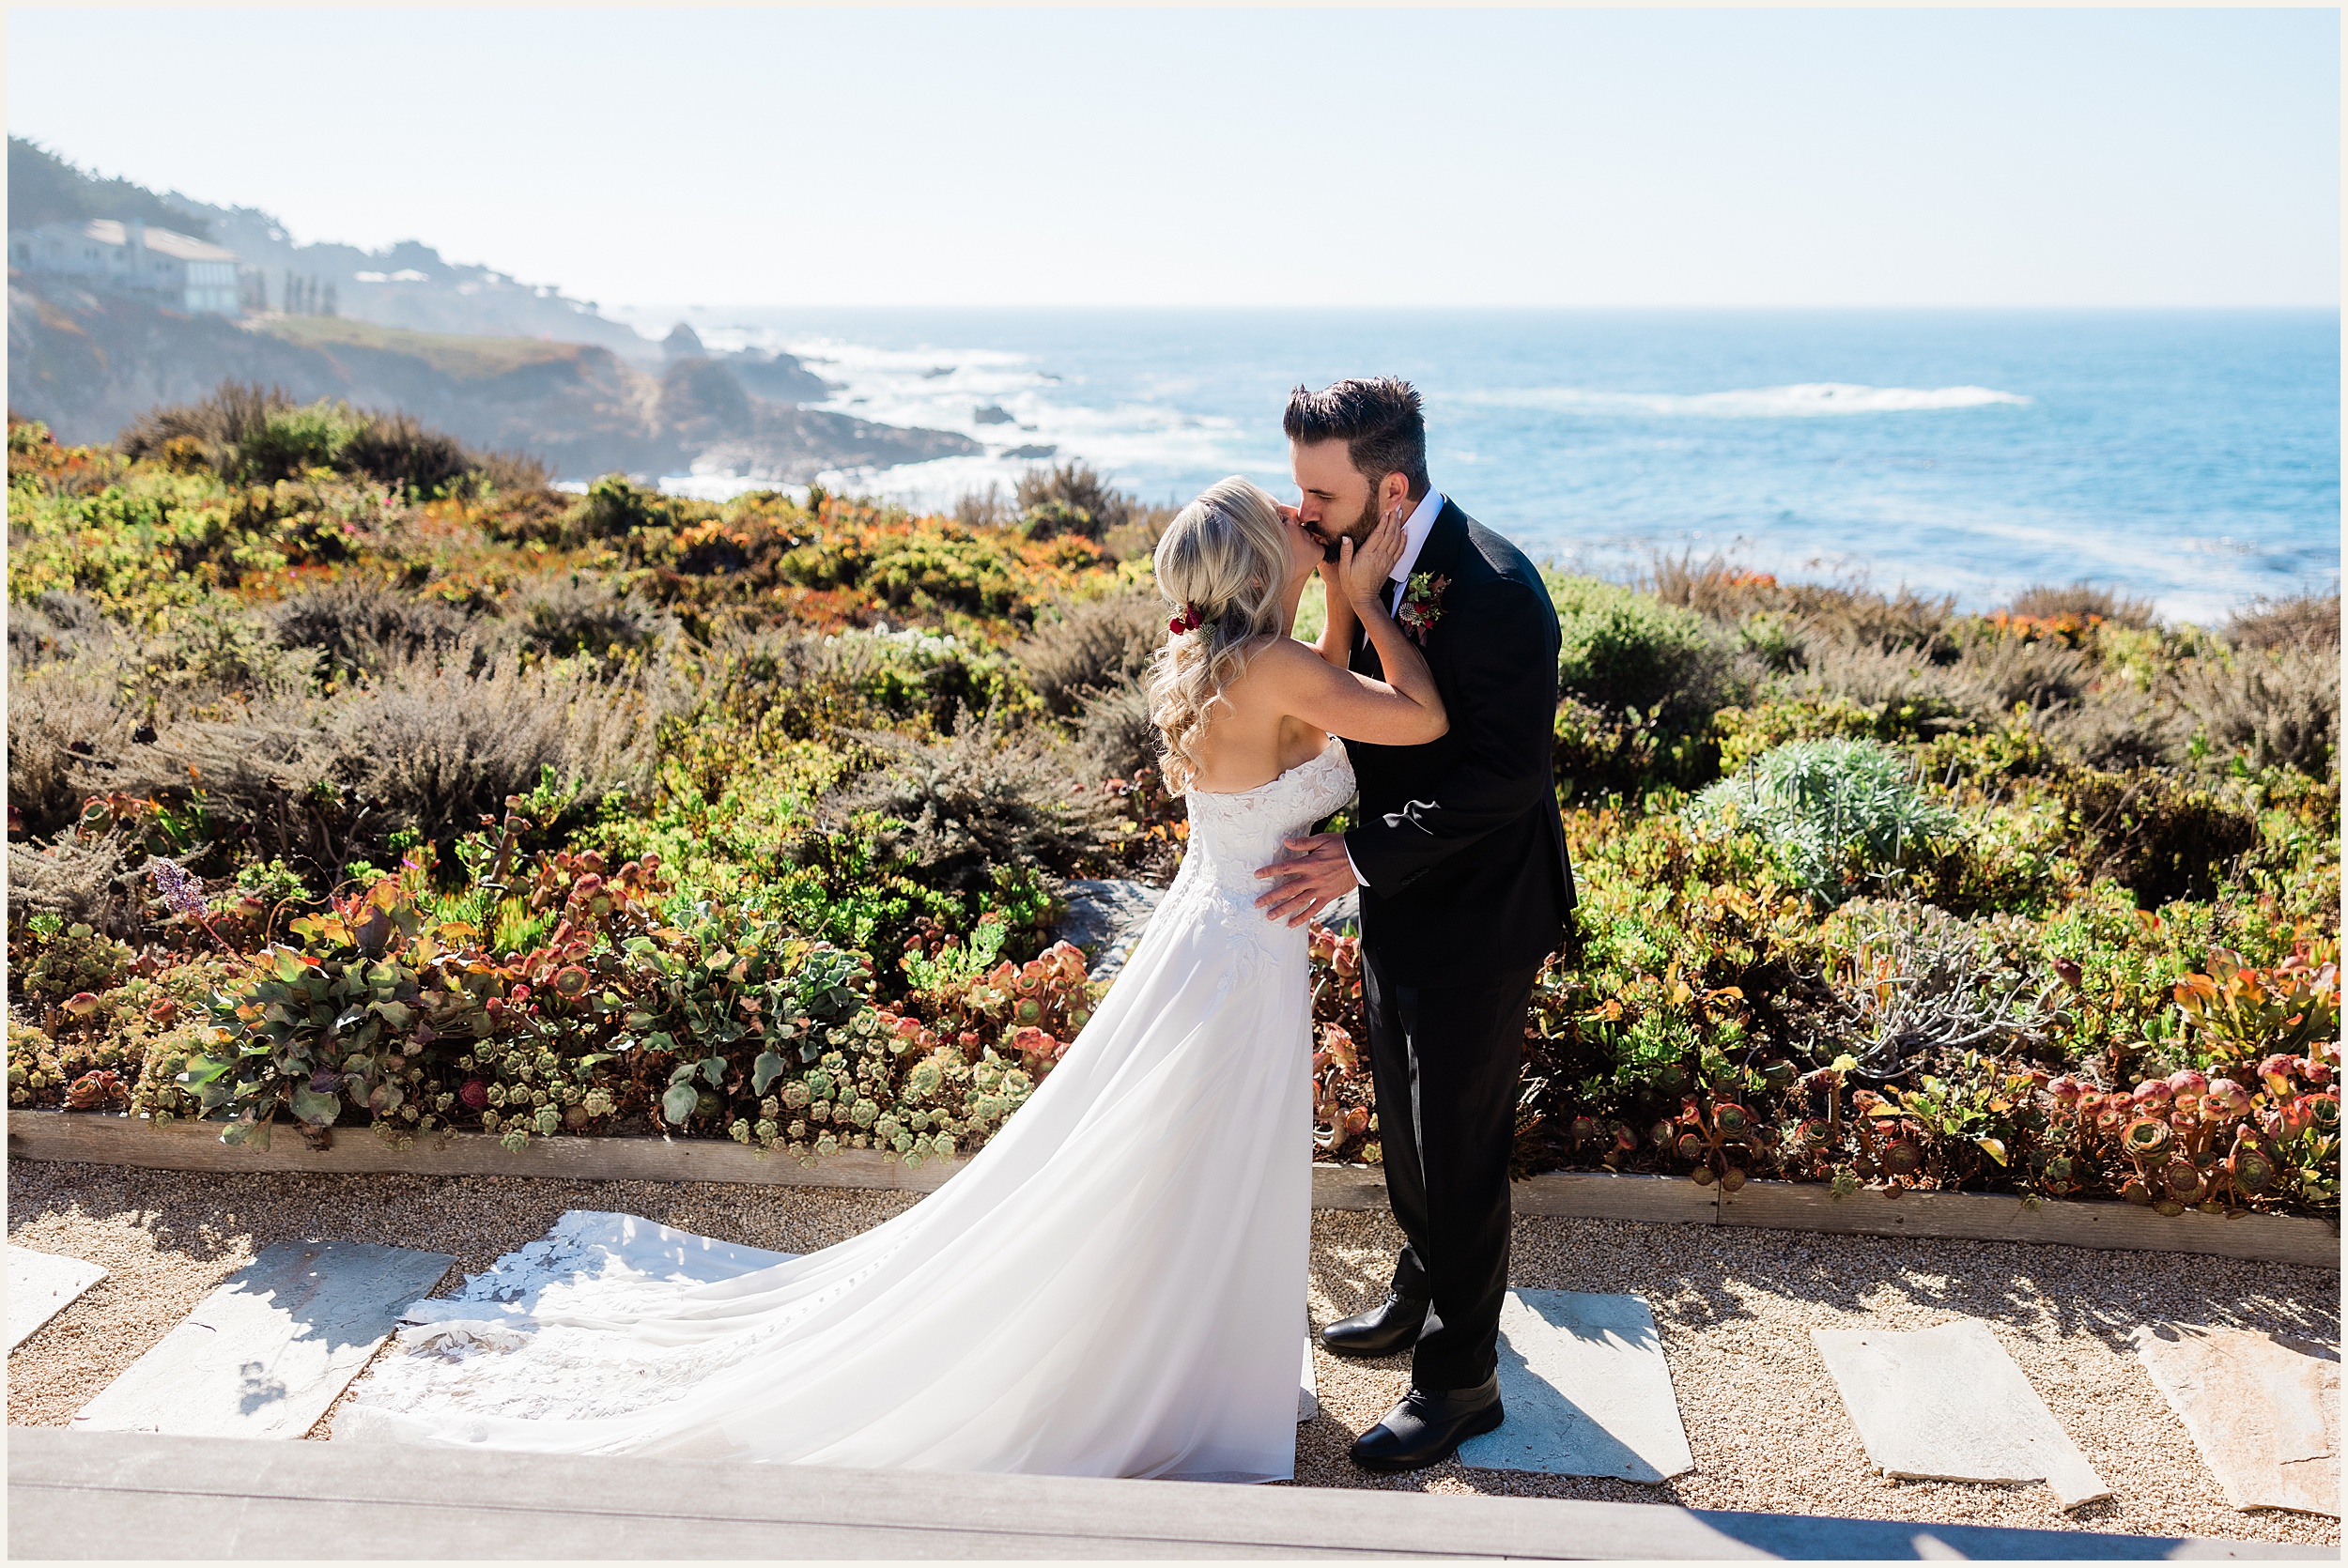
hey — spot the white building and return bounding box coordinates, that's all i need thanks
[8,218,242,315]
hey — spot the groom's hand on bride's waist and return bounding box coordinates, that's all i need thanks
[1253,833,1357,928]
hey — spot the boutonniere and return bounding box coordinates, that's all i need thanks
[1395,573,1450,646]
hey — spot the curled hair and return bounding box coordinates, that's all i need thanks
[1148,476,1290,792]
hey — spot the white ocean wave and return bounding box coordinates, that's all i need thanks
[653,325,1268,505]
[1455,382,2032,418]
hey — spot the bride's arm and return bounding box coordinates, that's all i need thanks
[1310,556,1357,669]
[1259,518,1446,746]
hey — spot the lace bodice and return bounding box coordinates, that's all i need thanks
[1174,740,1357,907]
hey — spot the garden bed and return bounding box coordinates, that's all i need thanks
[6,412,2339,1260]
[10,1109,2332,1268]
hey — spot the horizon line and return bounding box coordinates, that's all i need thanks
[611,300,2344,315]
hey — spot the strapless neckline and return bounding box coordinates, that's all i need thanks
[1186,737,1344,800]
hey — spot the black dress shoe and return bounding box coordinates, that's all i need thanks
[1348,1373,1504,1472]
[1319,1292,1429,1358]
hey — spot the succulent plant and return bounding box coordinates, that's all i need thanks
[2120,1116,2172,1159]
[65,1068,128,1111]
[2227,1141,2278,1196]
[1883,1141,1924,1178]
[22,923,132,1006]
[2204,1078,2252,1117]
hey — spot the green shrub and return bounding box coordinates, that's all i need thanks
[269,575,489,685]
[819,721,1124,898]
[1016,586,1165,719]
[132,601,321,704]
[2224,592,2340,653]
[1544,571,1740,718]
[1689,739,1961,906]
[1711,695,1916,775]
[1014,460,1126,542]
[1784,639,1977,740]
[6,834,137,935]
[1075,677,1159,783]
[2001,580,2159,630]
[1552,696,1718,802]
[119,381,509,498]
[2050,766,2263,908]
[6,658,136,838]
[337,411,479,499]
[559,474,697,544]
[512,576,673,669]
[95,639,658,878]
[2174,641,2339,777]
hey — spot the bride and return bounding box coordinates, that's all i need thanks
[335,476,1446,1483]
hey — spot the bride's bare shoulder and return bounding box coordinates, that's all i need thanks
[1249,636,1327,676]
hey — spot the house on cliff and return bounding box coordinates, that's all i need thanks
[9,217,241,315]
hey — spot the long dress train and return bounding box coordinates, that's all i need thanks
[333,740,1357,1483]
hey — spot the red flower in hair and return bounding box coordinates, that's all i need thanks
[1168,602,1205,636]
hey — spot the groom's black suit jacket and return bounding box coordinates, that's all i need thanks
[1340,500,1576,986]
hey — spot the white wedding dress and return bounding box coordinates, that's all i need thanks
[334,739,1357,1483]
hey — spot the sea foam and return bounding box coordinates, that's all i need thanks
[1456,382,2032,417]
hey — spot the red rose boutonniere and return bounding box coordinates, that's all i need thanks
[1395,572,1449,646]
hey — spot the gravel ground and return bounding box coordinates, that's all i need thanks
[8,1159,2338,1546]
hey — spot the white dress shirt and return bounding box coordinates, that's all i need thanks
[1343,488,1444,889]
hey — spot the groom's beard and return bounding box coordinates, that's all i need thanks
[1325,492,1384,553]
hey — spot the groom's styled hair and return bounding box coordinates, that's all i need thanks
[1283,377,1429,500]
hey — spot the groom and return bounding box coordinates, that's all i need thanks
[1256,377,1577,1473]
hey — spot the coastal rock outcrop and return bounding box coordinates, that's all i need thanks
[6,280,970,482]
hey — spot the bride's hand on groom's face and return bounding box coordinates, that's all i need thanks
[1252,832,1357,928]
[1342,504,1406,609]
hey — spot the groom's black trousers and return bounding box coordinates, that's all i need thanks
[1360,948,1543,1393]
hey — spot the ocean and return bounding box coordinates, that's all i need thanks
[610,308,2340,625]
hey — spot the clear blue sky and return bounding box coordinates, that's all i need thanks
[8,7,2339,309]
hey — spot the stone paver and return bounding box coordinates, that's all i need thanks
[1456,1288,1694,1483]
[72,1239,453,1439]
[2134,1326,2340,1518]
[1813,1317,2110,1510]
[8,1245,109,1350]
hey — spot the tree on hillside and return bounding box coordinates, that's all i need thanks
[7,136,213,238]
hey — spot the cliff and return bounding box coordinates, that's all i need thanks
[7,281,977,482]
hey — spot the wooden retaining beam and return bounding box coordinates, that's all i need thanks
[9,1110,2337,1269]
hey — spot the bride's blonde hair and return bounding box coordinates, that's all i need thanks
[1148,476,1290,792]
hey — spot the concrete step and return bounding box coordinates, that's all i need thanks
[71,1238,454,1440]
[12,1428,2330,1560]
